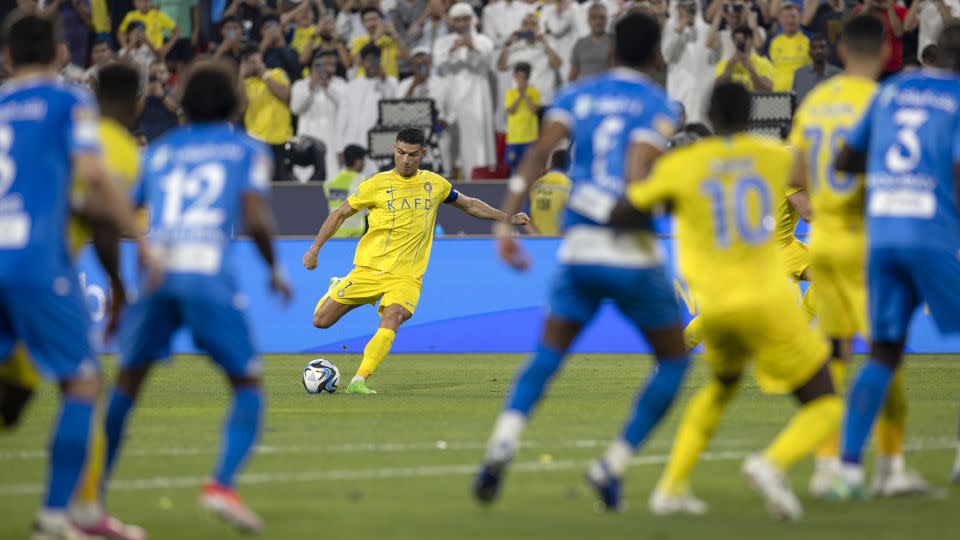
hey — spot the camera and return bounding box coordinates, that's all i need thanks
[736,40,747,53]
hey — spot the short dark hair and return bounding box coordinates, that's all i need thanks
[3,11,59,68]
[180,60,240,123]
[396,126,426,147]
[95,62,140,108]
[708,82,751,134]
[91,38,111,49]
[549,149,569,171]
[126,20,146,34]
[613,12,661,68]
[343,145,366,167]
[360,43,382,60]
[841,15,886,58]
[809,33,827,45]
[922,44,939,65]
[360,7,383,19]
[514,62,532,76]
[732,24,753,40]
[312,48,337,64]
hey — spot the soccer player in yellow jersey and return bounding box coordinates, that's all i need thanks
[789,15,930,498]
[0,62,146,539]
[302,127,530,394]
[528,149,571,236]
[628,83,840,521]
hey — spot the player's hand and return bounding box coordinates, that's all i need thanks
[510,212,531,226]
[270,269,293,303]
[302,248,319,270]
[496,234,530,272]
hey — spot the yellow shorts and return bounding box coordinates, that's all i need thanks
[318,266,422,316]
[780,239,810,281]
[809,250,866,339]
[0,344,41,390]
[701,286,829,395]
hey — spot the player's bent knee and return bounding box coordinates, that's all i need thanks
[792,361,835,405]
[61,372,103,402]
[313,311,334,329]
[380,305,412,331]
[0,380,35,429]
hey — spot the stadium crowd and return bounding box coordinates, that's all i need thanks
[2,0,956,181]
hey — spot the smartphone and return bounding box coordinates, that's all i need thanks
[416,63,429,77]
[736,40,747,53]
[227,29,238,39]
[516,30,535,42]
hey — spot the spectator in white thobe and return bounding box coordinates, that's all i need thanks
[334,43,398,167]
[291,51,347,182]
[662,0,716,123]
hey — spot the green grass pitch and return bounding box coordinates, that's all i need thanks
[2,355,959,540]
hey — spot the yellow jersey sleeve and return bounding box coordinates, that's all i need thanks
[714,60,727,78]
[267,68,289,87]
[755,57,775,82]
[159,11,177,31]
[626,155,679,211]
[118,12,134,33]
[347,179,378,210]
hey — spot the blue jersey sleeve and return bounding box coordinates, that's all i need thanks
[954,115,960,164]
[543,87,575,129]
[630,97,680,153]
[65,89,100,157]
[245,142,272,195]
[846,93,877,153]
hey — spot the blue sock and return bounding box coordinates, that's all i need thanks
[505,343,566,416]
[214,387,263,488]
[104,389,134,481]
[622,356,690,448]
[841,359,895,465]
[45,397,94,509]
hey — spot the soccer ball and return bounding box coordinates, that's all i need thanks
[302,359,340,394]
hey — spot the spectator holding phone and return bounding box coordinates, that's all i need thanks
[714,24,774,91]
[708,0,767,60]
[663,0,716,123]
[291,50,345,181]
[242,46,294,181]
[260,13,302,86]
[351,7,409,79]
[211,15,244,63]
[905,0,960,63]
[140,62,180,141]
[119,21,158,78]
[498,12,563,106]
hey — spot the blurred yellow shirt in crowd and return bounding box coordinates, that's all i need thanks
[768,32,811,91]
[244,69,293,145]
[505,86,540,144]
[714,55,775,92]
[119,9,177,50]
[351,35,400,78]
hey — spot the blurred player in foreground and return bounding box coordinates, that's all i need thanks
[527,149,572,236]
[832,22,960,498]
[631,83,840,521]
[302,127,529,395]
[0,11,149,540]
[789,15,929,498]
[102,60,291,534]
[476,12,691,511]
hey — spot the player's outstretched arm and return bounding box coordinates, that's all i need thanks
[244,192,292,302]
[449,194,530,225]
[835,144,867,174]
[302,201,359,270]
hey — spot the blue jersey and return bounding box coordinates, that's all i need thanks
[134,123,272,301]
[847,70,960,252]
[545,68,679,231]
[0,77,100,286]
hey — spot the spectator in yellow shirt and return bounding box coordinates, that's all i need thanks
[350,7,408,78]
[767,3,811,91]
[504,62,540,172]
[241,47,293,181]
[118,0,179,57]
[714,25,774,92]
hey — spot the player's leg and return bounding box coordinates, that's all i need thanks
[345,275,422,394]
[871,370,931,496]
[587,265,691,510]
[186,297,265,533]
[312,295,360,329]
[834,249,916,499]
[474,265,596,504]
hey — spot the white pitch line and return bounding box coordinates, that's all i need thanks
[0,439,955,497]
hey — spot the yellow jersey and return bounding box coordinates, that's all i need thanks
[714,55,776,92]
[505,86,541,144]
[244,69,293,145]
[347,169,454,278]
[91,0,111,33]
[788,74,875,256]
[768,32,811,92]
[530,171,571,236]
[627,135,793,312]
[351,35,401,79]
[774,185,801,248]
[119,9,177,50]
[68,118,141,253]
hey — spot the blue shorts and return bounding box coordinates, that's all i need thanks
[118,291,261,378]
[0,277,97,381]
[548,264,682,329]
[869,247,960,343]
[505,143,531,169]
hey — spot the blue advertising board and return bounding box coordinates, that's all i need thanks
[76,237,960,354]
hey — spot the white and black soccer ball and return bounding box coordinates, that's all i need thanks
[302,359,340,394]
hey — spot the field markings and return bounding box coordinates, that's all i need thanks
[0,438,955,497]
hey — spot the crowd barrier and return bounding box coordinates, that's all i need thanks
[76,237,960,355]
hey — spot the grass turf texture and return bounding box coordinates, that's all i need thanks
[1,355,958,540]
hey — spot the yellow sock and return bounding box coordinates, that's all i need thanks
[875,370,907,456]
[356,328,396,380]
[815,359,848,459]
[683,316,704,350]
[76,415,105,503]
[657,380,738,495]
[801,284,816,322]
[765,395,842,470]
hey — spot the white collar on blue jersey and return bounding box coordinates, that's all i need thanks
[609,67,650,82]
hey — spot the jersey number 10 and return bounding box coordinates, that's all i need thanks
[701,177,773,249]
